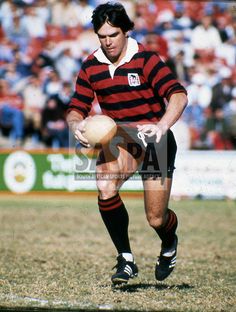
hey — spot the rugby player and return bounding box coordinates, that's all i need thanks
[67,2,188,285]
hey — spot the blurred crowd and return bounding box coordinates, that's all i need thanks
[0,0,236,150]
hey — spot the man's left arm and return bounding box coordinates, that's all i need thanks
[137,92,188,142]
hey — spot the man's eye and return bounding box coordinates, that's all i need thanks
[98,32,119,39]
[110,33,119,37]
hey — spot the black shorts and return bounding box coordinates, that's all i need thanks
[96,125,177,179]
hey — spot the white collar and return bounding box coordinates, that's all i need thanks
[94,37,139,77]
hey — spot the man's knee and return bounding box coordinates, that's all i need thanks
[98,190,118,200]
[146,213,167,229]
[96,179,117,200]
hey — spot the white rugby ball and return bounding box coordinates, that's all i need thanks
[83,115,117,147]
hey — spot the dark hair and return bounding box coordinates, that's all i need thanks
[91,2,134,33]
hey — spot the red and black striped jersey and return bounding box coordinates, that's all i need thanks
[68,38,187,124]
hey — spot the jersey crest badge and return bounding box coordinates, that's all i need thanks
[128,73,141,87]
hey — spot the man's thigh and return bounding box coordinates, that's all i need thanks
[96,146,138,196]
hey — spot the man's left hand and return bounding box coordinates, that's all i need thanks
[137,123,168,143]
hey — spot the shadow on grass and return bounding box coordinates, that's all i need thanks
[112,282,194,293]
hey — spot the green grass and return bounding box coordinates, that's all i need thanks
[0,194,235,311]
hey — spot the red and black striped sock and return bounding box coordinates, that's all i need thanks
[155,209,178,248]
[98,193,131,254]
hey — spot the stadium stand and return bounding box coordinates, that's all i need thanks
[0,0,235,149]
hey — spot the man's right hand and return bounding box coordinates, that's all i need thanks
[66,111,90,147]
[73,118,91,147]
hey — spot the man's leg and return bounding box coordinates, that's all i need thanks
[12,108,24,142]
[96,147,138,284]
[98,193,131,254]
[143,177,178,281]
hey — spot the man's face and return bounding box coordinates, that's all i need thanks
[97,22,128,64]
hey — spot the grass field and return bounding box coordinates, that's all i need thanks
[0,193,235,312]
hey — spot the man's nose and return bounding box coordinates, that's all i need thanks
[105,37,111,46]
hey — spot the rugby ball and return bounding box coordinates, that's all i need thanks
[83,115,117,147]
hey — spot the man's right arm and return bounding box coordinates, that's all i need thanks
[67,110,83,134]
[66,110,89,146]
[66,62,94,146]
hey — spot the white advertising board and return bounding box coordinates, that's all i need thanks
[1,150,235,198]
[172,151,236,199]
[73,150,236,199]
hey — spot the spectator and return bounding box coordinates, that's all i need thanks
[3,14,29,50]
[12,48,33,78]
[205,65,221,87]
[183,73,212,148]
[224,87,236,148]
[167,31,194,66]
[142,32,169,61]
[119,0,136,21]
[44,69,62,96]
[31,40,60,67]
[30,51,54,76]
[50,0,81,28]
[74,28,100,57]
[76,0,94,28]
[54,81,73,111]
[184,1,206,24]
[155,10,177,41]
[210,67,233,113]
[20,6,47,39]
[55,48,80,82]
[136,1,158,32]
[216,16,232,43]
[41,97,69,148]
[0,38,16,63]
[34,0,51,24]
[3,63,22,89]
[170,50,190,84]
[203,67,233,150]
[131,1,158,42]
[214,16,236,67]
[172,2,193,30]
[227,17,236,46]
[187,73,212,109]
[0,1,23,35]
[191,14,222,52]
[0,79,24,146]
[202,108,232,150]
[21,75,46,142]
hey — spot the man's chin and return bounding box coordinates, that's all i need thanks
[107,54,119,63]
